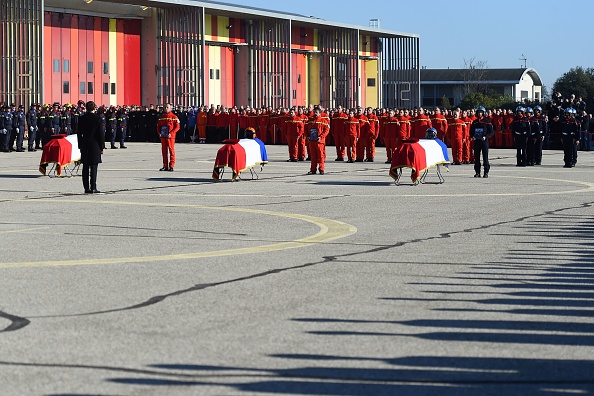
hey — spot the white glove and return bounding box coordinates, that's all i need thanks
[0,129,6,135]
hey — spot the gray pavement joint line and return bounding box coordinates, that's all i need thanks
[5,200,591,334]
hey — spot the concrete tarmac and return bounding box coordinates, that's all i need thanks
[0,142,593,395]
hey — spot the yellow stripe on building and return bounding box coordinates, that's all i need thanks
[109,18,117,105]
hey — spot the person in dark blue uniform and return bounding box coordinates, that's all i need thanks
[0,105,11,152]
[48,103,61,137]
[532,105,547,165]
[511,106,530,166]
[3,105,14,151]
[12,104,26,152]
[560,108,580,168]
[77,101,105,194]
[26,104,39,151]
[116,107,128,148]
[469,106,494,178]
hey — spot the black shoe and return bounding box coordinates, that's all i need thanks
[483,173,489,178]
[306,157,311,161]
[563,165,571,168]
[111,145,118,149]
[319,170,324,175]
[385,160,391,164]
[355,159,363,162]
[298,158,305,161]
[28,148,36,152]
[159,167,168,171]
[347,159,354,163]
[35,146,42,150]
[307,170,316,175]
[120,145,127,149]
[16,148,25,152]
[287,159,297,162]
[334,158,343,161]
[92,189,101,194]
[474,173,481,178]
[167,167,174,171]
[84,189,93,194]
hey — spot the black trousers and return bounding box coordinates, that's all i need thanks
[473,139,490,175]
[514,135,527,166]
[82,163,98,191]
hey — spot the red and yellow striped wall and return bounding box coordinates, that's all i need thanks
[359,35,378,57]
[204,15,245,44]
[43,12,140,106]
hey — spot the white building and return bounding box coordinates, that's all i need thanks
[420,68,543,107]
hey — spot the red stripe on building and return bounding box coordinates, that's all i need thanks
[124,19,141,105]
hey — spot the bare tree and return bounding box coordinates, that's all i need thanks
[460,57,490,96]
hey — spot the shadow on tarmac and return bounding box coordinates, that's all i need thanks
[13,213,594,395]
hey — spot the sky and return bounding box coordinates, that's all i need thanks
[227,0,594,91]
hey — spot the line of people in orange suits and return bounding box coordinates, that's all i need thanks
[189,104,545,169]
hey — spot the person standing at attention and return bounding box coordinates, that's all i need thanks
[77,101,105,194]
[157,103,180,171]
[305,107,330,175]
[470,106,494,178]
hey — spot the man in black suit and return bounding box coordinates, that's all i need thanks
[77,101,105,194]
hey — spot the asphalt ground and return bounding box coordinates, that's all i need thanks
[0,141,593,396]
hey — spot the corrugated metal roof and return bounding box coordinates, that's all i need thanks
[138,0,419,37]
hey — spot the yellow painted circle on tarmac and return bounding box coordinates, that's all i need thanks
[0,199,357,269]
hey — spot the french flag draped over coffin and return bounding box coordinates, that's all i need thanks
[39,134,81,176]
[212,138,268,181]
[389,138,450,182]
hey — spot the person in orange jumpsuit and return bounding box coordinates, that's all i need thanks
[157,103,180,171]
[430,107,448,141]
[247,108,259,136]
[257,108,269,144]
[412,107,432,140]
[268,109,279,144]
[331,105,348,161]
[378,108,389,142]
[228,107,239,139]
[344,109,360,163]
[205,106,218,143]
[215,106,230,142]
[197,106,208,143]
[297,107,309,161]
[447,109,467,164]
[354,107,369,162]
[492,108,503,148]
[503,108,514,148]
[461,109,473,163]
[305,107,330,174]
[237,108,248,138]
[398,108,411,141]
[363,107,379,162]
[285,108,305,162]
[382,109,399,163]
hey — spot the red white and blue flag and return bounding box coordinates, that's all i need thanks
[389,138,450,182]
[213,138,268,181]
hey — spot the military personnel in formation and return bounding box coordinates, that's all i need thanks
[12,104,26,152]
[26,104,39,151]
